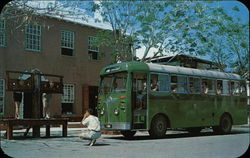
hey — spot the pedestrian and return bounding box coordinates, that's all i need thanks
[79,109,101,146]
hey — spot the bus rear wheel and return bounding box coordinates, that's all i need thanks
[213,114,232,134]
[121,130,136,138]
[149,115,167,138]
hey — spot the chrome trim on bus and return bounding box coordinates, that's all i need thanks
[101,123,131,130]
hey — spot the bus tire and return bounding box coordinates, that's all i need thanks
[149,115,167,138]
[121,130,136,138]
[213,114,232,134]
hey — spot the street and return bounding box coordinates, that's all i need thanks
[1,126,249,158]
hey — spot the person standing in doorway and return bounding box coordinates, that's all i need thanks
[79,109,101,146]
[13,92,22,119]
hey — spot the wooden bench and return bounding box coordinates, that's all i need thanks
[0,118,68,140]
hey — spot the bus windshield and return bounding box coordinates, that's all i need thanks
[100,72,127,94]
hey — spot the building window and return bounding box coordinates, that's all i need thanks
[25,24,41,51]
[61,30,74,56]
[88,36,100,60]
[0,18,6,47]
[62,84,75,103]
[0,79,5,115]
[61,84,75,114]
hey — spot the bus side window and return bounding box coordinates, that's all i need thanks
[202,79,216,94]
[222,80,230,95]
[177,76,188,93]
[189,77,201,93]
[231,81,240,95]
[151,73,170,92]
[201,79,209,94]
[208,80,216,94]
[216,80,223,95]
[151,74,159,91]
[171,76,178,92]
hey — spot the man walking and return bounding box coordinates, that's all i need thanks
[79,109,101,146]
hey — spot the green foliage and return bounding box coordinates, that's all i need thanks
[90,1,249,76]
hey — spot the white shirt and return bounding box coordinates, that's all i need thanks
[82,115,101,132]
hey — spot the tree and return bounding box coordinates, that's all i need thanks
[1,0,88,28]
[91,1,248,65]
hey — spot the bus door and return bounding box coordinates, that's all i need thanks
[132,73,147,129]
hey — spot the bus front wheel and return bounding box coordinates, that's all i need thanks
[121,130,136,138]
[213,114,232,134]
[149,115,167,138]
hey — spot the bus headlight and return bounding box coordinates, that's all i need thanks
[114,108,119,115]
[100,108,105,115]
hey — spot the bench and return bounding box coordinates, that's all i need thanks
[0,118,68,140]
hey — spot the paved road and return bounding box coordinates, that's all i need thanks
[1,126,249,158]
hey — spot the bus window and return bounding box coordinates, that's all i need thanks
[222,80,230,95]
[240,83,247,94]
[208,80,216,94]
[189,77,201,93]
[216,80,222,95]
[178,76,188,93]
[112,73,127,93]
[150,74,169,92]
[171,76,178,92]
[100,75,112,94]
[201,79,209,94]
[100,72,127,94]
[151,74,159,91]
[231,81,240,95]
[201,79,215,94]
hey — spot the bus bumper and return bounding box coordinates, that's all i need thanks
[101,123,131,130]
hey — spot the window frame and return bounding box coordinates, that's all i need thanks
[170,74,189,94]
[188,76,202,94]
[201,78,216,95]
[60,30,75,56]
[88,36,100,60]
[25,23,42,52]
[222,80,230,95]
[230,80,241,96]
[61,84,75,103]
[88,36,99,52]
[150,72,170,93]
[0,18,6,47]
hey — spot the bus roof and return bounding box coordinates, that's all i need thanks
[100,62,242,81]
[147,63,242,81]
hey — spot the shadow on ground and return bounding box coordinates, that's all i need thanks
[105,130,250,141]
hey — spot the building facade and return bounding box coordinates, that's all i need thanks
[0,14,112,118]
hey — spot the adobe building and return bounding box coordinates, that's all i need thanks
[0,13,112,119]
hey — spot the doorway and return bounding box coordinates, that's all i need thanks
[88,86,98,116]
[132,73,147,129]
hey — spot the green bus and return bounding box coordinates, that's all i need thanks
[97,62,248,138]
